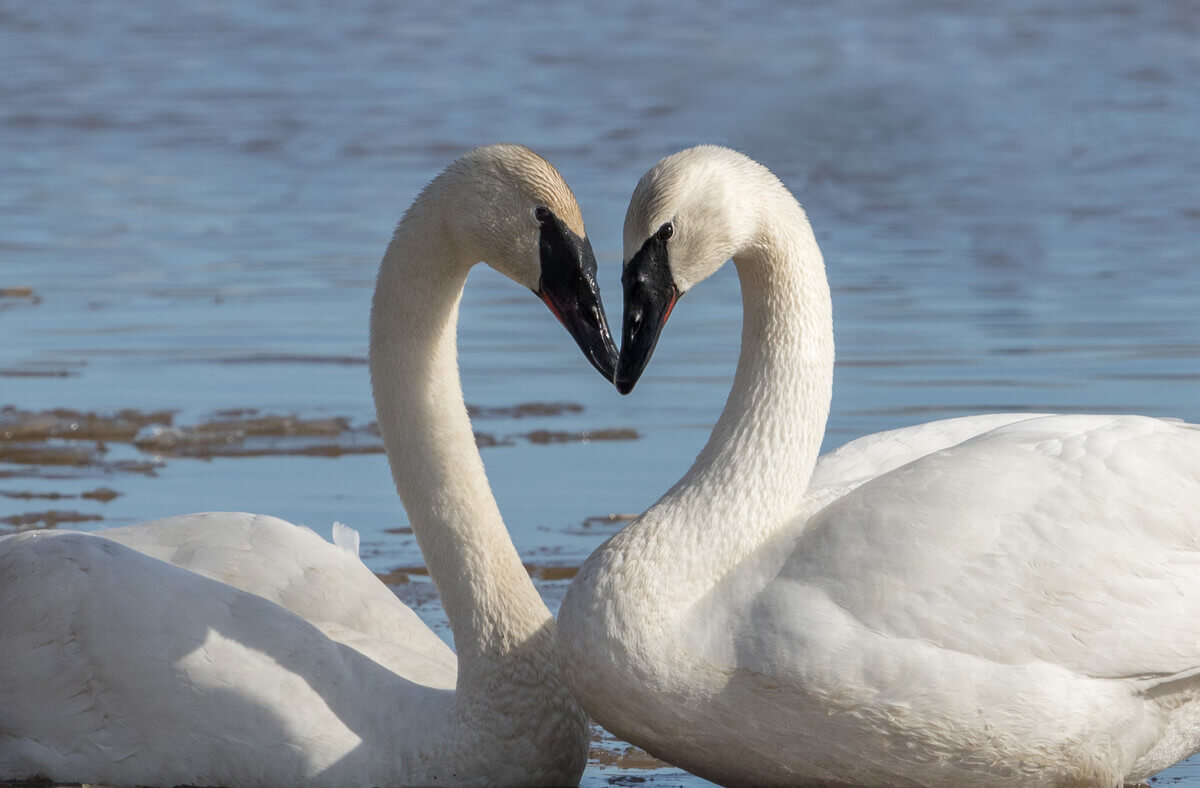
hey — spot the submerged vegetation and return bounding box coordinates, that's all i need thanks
[0,403,638,534]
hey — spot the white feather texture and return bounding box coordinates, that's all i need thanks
[0,145,588,787]
[332,520,361,558]
[559,146,1200,787]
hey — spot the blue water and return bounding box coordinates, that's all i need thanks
[3,2,1200,784]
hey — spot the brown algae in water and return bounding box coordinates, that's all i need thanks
[81,487,121,502]
[0,509,104,530]
[0,406,640,472]
[0,490,73,500]
[527,565,579,581]
[524,428,639,445]
[582,513,637,529]
[0,487,121,503]
[587,744,671,771]
[377,562,582,585]
[0,442,101,466]
[0,406,173,442]
[0,369,76,378]
[0,287,40,307]
[468,401,584,419]
[472,431,514,448]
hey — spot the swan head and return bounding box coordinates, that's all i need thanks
[440,144,617,380]
[615,145,765,393]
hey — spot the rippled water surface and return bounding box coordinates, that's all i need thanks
[3,2,1200,784]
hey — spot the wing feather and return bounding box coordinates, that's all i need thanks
[758,415,1200,682]
[103,512,454,682]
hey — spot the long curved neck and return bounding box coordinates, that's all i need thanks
[640,192,834,598]
[369,202,550,670]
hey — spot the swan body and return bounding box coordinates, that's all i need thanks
[1,524,462,786]
[99,512,455,680]
[559,146,1200,786]
[1,144,616,787]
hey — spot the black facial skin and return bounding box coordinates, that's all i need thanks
[534,209,618,381]
[614,229,679,395]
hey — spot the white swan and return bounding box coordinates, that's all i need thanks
[0,144,617,787]
[558,145,1200,787]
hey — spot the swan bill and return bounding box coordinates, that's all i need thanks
[535,212,618,381]
[615,233,678,395]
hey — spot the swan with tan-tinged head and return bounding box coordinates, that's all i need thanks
[0,144,616,787]
[559,145,1200,787]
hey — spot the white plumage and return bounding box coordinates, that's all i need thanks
[1,145,596,787]
[559,146,1200,787]
[1,519,453,786]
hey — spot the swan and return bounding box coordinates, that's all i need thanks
[0,144,617,787]
[558,145,1200,787]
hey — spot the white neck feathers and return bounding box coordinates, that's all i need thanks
[608,175,834,609]
[687,195,833,526]
[368,185,551,677]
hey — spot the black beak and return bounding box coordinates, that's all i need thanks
[535,213,618,381]
[615,233,678,395]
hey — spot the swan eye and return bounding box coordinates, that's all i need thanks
[657,222,674,241]
[534,206,552,224]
